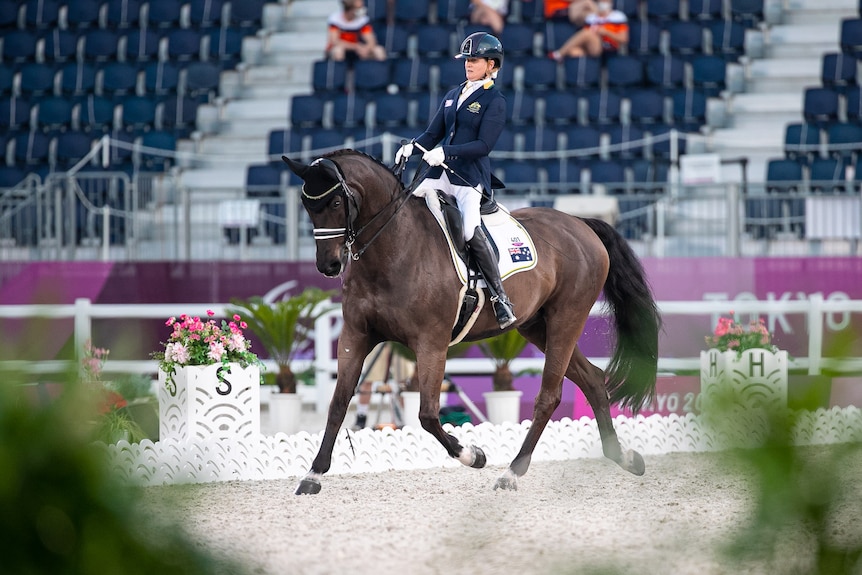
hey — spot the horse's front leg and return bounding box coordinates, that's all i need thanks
[414,349,486,470]
[295,337,371,495]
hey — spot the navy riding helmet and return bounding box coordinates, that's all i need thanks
[455,32,504,69]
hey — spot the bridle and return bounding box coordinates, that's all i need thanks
[302,157,426,261]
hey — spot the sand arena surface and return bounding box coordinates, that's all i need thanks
[139,448,862,575]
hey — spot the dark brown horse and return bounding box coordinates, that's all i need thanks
[283,150,661,494]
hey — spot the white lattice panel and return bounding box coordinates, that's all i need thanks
[100,407,862,487]
[700,349,788,407]
[158,364,260,442]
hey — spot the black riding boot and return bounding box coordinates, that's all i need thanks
[467,227,516,329]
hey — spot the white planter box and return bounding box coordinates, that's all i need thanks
[482,390,524,424]
[158,363,260,441]
[700,348,788,408]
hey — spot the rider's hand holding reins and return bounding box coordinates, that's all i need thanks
[423,147,445,167]
[395,141,414,164]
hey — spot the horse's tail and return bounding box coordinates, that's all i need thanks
[582,218,661,414]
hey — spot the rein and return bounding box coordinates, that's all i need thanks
[304,159,429,261]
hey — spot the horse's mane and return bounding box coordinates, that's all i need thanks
[322,149,405,192]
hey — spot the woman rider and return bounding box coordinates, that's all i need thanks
[395,32,516,329]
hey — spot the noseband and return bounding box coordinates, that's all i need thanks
[302,157,416,260]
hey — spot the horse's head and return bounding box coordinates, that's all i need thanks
[282,154,358,277]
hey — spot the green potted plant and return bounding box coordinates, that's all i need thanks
[228,287,336,434]
[478,330,530,424]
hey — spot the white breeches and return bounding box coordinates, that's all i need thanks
[417,172,483,242]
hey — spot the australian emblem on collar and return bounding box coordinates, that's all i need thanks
[467,102,481,113]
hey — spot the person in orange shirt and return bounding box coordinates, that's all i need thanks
[548,1,628,60]
[326,0,386,62]
[544,0,597,26]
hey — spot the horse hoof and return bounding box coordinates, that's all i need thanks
[470,445,486,469]
[493,469,518,491]
[622,450,645,476]
[295,477,322,495]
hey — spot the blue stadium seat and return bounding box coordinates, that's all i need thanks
[268,128,305,161]
[500,23,536,61]
[667,20,705,61]
[120,95,157,133]
[159,96,199,137]
[437,0,471,24]
[184,61,221,103]
[14,131,51,167]
[495,58,516,90]
[411,91,439,127]
[691,55,727,98]
[105,0,142,29]
[0,2,18,29]
[373,93,410,128]
[312,59,348,94]
[650,124,688,158]
[55,131,94,168]
[43,29,78,64]
[731,0,764,27]
[606,124,646,160]
[349,126,384,158]
[628,89,666,127]
[167,29,203,63]
[99,62,139,99]
[783,122,820,165]
[544,159,583,194]
[82,29,120,63]
[1,30,38,65]
[826,122,862,162]
[505,90,537,126]
[229,0,266,31]
[627,21,662,60]
[415,23,452,60]
[520,56,558,92]
[0,166,27,188]
[809,157,848,193]
[25,0,60,29]
[765,158,803,193]
[606,55,645,93]
[144,61,180,98]
[366,0,390,22]
[331,92,368,128]
[66,0,101,30]
[394,0,430,24]
[631,159,670,193]
[645,54,685,92]
[437,58,467,90]
[374,23,410,58]
[353,60,392,94]
[138,130,176,170]
[588,159,628,194]
[123,28,161,64]
[709,20,746,62]
[543,21,576,53]
[190,0,225,29]
[60,62,97,99]
[841,18,862,59]
[246,162,286,243]
[614,0,640,18]
[542,91,579,125]
[500,161,541,194]
[803,87,840,127]
[0,65,12,97]
[847,86,862,123]
[19,63,56,98]
[392,57,430,92]
[106,129,135,167]
[0,97,32,131]
[208,26,245,69]
[76,95,116,132]
[821,52,857,94]
[309,128,347,156]
[585,89,622,125]
[671,87,708,131]
[36,97,73,133]
[565,125,602,160]
[522,125,562,153]
[289,94,325,129]
[494,126,517,153]
[146,0,182,29]
[646,0,681,25]
[562,56,602,90]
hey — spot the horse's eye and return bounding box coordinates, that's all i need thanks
[331,198,341,209]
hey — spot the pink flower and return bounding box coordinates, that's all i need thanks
[166,342,190,364]
[207,341,225,362]
[207,309,215,317]
[227,332,246,352]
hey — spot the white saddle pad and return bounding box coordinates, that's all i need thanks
[413,188,538,285]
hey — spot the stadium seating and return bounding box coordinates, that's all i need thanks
[783,122,821,165]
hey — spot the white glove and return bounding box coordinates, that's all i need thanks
[395,142,413,163]
[423,147,445,167]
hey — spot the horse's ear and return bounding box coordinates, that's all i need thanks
[282,156,309,178]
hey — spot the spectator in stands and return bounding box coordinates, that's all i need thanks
[545,0,597,27]
[548,1,628,60]
[395,32,516,329]
[470,0,509,35]
[326,0,386,62]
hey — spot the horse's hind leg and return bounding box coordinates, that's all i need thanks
[569,347,645,476]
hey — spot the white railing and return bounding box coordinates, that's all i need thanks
[2,295,861,381]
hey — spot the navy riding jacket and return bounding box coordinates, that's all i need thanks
[414,79,506,197]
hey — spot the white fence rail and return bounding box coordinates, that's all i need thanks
[2,296,861,381]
